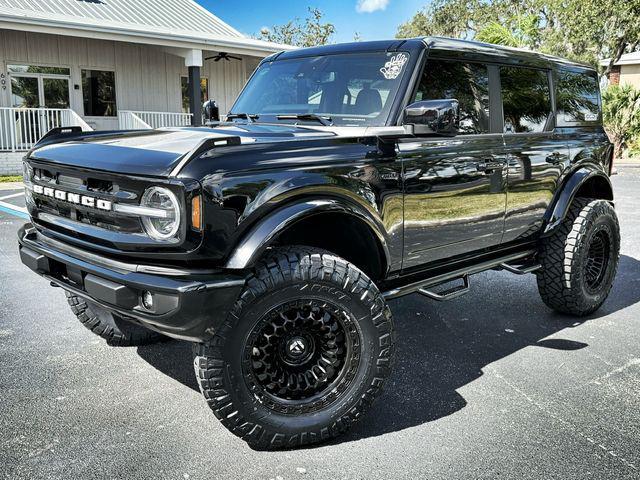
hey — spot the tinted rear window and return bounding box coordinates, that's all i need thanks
[556,70,601,125]
[500,66,552,133]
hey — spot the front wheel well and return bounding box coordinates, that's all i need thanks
[273,212,387,280]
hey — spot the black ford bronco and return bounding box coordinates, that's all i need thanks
[18,37,619,449]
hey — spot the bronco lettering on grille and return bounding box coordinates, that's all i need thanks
[32,184,112,211]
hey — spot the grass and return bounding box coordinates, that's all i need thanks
[0,175,22,183]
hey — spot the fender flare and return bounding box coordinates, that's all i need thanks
[225,199,391,270]
[543,167,613,234]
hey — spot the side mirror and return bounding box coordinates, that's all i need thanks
[203,99,220,123]
[403,99,459,136]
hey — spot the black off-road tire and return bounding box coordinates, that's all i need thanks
[65,292,165,346]
[536,198,620,316]
[193,246,394,450]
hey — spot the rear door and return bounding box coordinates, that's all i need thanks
[499,65,569,243]
[555,68,611,173]
[399,58,508,269]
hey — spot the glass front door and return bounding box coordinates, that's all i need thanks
[9,65,71,108]
[43,77,70,108]
[10,76,40,108]
[8,66,72,147]
[11,75,70,108]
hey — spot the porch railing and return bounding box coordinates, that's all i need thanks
[118,110,193,130]
[0,107,93,152]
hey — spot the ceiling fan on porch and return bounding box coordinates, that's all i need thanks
[205,52,242,62]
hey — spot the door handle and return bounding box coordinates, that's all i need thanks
[477,159,503,173]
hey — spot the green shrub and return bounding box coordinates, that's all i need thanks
[628,137,640,158]
[602,84,640,158]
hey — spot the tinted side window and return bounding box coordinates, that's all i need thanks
[500,66,551,133]
[556,70,600,124]
[413,60,490,134]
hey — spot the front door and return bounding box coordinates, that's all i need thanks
[400,58,507,269]
[10,67,71,109]
[8,65,71,145]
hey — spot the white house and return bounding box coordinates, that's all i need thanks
[0,0,291,174]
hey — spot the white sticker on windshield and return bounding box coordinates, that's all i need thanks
[584,112,598,121]
[380,54,408,80]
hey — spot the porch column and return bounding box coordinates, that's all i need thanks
[184,49,203,127]
[188,66,202,126]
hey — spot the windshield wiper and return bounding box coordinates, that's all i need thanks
[276,114,333,126]
[226,113,259,123]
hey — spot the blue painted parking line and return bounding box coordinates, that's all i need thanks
[0,201,29,220]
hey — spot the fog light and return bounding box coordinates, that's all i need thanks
[142,291,154,310]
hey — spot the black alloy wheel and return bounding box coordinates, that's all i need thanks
[583,229,611,294]
[245,299,360,413]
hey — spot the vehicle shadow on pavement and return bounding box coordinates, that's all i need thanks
[135,254,640,445]
[137,340,200,392]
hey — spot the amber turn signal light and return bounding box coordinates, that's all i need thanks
[191,195,202,231]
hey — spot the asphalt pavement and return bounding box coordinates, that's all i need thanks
[1,169,639,479]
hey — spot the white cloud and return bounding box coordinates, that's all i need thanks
[356,0,390,13]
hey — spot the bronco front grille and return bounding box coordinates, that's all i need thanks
[23,159,201,256]
[29,167,144,235]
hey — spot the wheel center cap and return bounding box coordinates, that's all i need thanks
[287,337,307,356]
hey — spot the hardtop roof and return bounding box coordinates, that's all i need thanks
[270,36,595,72]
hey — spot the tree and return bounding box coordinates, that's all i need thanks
[397,0,640,71]
[476,13,541,49]
[396,0,493,39]
[602,84,640,158]
[558,0,640,76]
[258,8,335,47]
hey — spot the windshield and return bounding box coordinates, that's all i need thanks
[230,52,411,127]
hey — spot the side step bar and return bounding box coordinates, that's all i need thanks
[418,275,470,301]
[498,262,541,275]
[382,249,537,301]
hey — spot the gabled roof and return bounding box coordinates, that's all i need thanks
[600,51,640,67]
[0,0,292,56]
[0,0,242,38]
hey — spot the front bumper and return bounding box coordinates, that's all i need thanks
[18,223,247,342]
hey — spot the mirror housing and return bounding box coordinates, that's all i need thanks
[203,99,220,123]
[403,99,459,136]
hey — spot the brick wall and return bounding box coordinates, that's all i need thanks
[609,65,621,85]
[0,152,25,175]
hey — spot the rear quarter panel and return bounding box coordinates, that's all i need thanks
[564,126,613,175]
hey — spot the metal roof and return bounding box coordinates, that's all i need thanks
[0,0,243,38]
[600,51,640,67]
[0,0,294,56]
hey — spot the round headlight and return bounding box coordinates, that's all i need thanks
[140,187,181,240]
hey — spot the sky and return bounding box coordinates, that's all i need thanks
[195,0,428,43]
